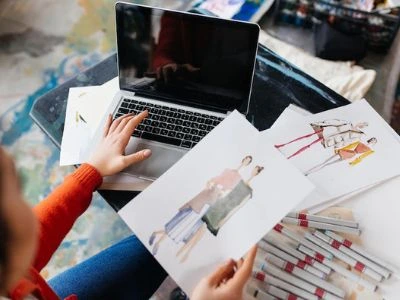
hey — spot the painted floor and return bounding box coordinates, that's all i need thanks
[0,0,188,280]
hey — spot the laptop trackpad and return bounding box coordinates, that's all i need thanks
[122,140,187,180]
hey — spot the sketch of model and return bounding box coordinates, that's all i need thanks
[175,165,264,263]
[305,137,377,176]
[148,156,253,256]
[275,119,368,159]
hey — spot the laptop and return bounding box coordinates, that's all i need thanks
[108,2,259,180]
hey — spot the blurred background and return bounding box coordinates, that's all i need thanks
[0,0,399,281]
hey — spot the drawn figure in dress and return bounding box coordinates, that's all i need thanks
[305,137,377,176]
[175,165,264,263]
[148,155,253,255]
[275,119,368,159]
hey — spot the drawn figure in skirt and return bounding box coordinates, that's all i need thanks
[175,165,264,263]
[148,155,253,256]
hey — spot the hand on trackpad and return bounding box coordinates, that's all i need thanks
[123,141,186,180]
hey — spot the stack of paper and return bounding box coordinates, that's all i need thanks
[118,99,400,296]
[266,99,400,212]
[60,77,151,191]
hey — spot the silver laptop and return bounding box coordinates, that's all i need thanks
[109,2,259,180]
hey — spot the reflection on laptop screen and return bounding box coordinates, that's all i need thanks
[116,3,259,114]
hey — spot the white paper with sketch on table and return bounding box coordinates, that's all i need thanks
[60,83,151,191]
[119,110,314,294]
[263,99,400,211]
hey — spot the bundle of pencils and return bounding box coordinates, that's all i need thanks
[248,213,394,300]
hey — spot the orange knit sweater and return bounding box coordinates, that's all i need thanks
[9,164,103,300]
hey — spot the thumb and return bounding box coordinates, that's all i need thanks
[230,245,257,288]
[124,149,152,167]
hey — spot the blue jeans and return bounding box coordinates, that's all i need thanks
[48,235,167,300]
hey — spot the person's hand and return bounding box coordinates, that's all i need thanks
[191,246,257,300]
[156,63,200,83]
[87,111,151,176]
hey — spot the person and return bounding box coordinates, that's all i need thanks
[0,111,257,300]
[304,137,377,176]
[176,165,264,263]
[275,119,368,159]
[149,156,253,256]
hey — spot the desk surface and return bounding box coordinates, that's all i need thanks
[30,45,349,211]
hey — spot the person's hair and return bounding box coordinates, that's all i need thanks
[242,155,253,164]
[255,166,264,174]
[0,151,10,291]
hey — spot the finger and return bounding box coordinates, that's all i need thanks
[109,113,133,133]
[103,114,113,137]
[115,115,135,134]
[208,259,236,287]
[236,258,244,270]
[230,245,257,288]
[121,110,149,138]
[123,149,152,167]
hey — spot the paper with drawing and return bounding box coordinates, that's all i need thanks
[264,100,400,210]
[119,111,314,294]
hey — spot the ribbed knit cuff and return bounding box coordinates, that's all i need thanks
[72,163,103,190]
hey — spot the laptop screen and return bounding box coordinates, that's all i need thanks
[115,3,259,114]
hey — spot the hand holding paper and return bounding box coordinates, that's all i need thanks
[191,246,257,300]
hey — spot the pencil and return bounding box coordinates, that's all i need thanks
[325,230,395,274]
[247,282,302,300]
[263,236,331,275]
[253,269,319,300]
[258,240,326,279]
[314,231,391,279]
[273,224,333,259]
[286,212,359,228]
[262,252,344,299]
[305,232,383,282]
[282,217,361,235]
[298,245,378,292]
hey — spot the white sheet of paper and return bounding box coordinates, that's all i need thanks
[263,99,400,210]
[60,87,95,166]
[119,111,314,294]
[199,0,245,18]
[60,84,151,191]
[341,176,400,298]
[78,77,119,133]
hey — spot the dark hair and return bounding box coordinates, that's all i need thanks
[0,151,10,291]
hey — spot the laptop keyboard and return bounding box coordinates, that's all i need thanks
[115,98,224,149]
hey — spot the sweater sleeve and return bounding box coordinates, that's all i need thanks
[32,164,102,271]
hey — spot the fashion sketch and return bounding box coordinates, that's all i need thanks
[305,137,377,176]
[175,165,264,263]
[148,155,253,256]
[275,119,368,159]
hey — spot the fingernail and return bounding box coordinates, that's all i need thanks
[143,149,152,157]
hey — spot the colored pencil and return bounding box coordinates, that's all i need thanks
[273,224,333,259]
[258,240,326,279]
[298,245,378,292]
[263,236,331,275]
[325,230,395,274]
[314,231,391,279]
[305,232,383,282]
[247,282,302,300]
[286,212,359,228]
[282,217,361,235]
[253,269,319,300]
[262,252,344,299]
[256,260,345,299]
